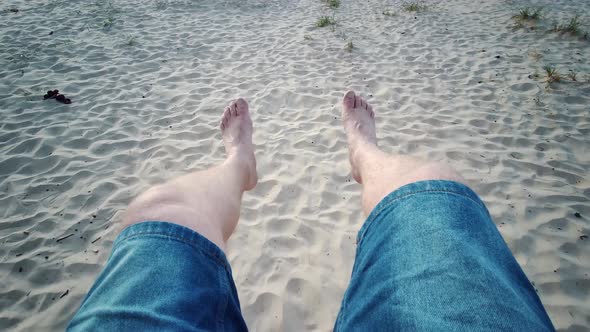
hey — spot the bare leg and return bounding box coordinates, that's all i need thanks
[341,90,466,216]
[122,98,257,251]
[335,90,555,332]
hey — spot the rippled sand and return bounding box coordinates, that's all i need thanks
[1,0,589,330]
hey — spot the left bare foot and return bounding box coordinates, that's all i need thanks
[221,98,258,190]
[342,90,378,183]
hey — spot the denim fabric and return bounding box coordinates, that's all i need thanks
[68,181,554,331]
[67,221,247,332]
[334,180,555,331]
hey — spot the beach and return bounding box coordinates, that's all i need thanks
[1,0,589,330]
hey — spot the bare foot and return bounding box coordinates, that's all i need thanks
[220,98,258,190]
[342,90,378,183]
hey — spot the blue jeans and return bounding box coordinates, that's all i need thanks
[68,180,554,331]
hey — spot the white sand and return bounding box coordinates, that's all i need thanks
[1,0,589,330]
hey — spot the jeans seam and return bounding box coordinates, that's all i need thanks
[359,189,486,245]
[116,232,230,272]
[216,267,229,331]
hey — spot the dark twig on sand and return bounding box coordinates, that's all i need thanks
[91,236,102,244]
[56,234,75,242]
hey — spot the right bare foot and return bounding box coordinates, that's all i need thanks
[220,98,258,190]
[342,90,378,183]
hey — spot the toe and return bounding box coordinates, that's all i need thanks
[222,107,231,125]
[367,104,375,118]
[230,102,238,117]
[355,95,364,109]
[236,98,248,115]
[343,90,355,111]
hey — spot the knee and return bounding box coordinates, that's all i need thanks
[413,161,466,184]
[119,185,227,250]
[121,184,188,229]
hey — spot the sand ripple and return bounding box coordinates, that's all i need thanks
[1,0,589,330]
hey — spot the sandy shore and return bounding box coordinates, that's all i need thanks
[1,0,589,330]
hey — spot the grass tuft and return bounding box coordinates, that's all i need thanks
[102,17,114,28]
[528,49,543,61]
[567,70,577,82]
[125,35,137,46]
[155,0,168,10]
[345,40,353,52]
[513,7,543,21]
[325,0,340,9]
[382,10,396,17]
[403,2,427,12]
[316,16,335,27]
[563,15,581,33]
[512,20,525,29]
[543,65,561,83]
[553,15,582,34]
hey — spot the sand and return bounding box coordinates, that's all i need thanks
[1,0,589,330]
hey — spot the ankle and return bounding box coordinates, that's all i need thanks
[351,141,379,166]
[225,147,257,190]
